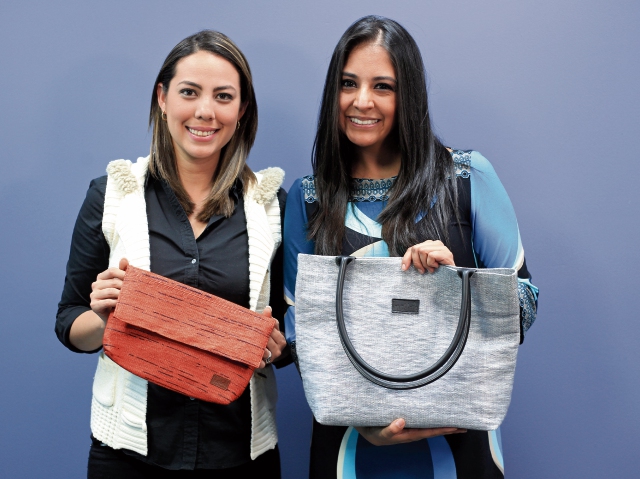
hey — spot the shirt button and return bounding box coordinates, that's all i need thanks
[189,397,195,400]
[191,258,196,264]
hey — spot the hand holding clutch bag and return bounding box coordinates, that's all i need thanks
[103,265,275,404]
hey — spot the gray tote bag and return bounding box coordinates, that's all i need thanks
[295,254,521,430]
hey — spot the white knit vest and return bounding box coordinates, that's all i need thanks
[90,155,284,459]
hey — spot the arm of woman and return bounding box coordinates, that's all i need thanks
[400,152,538,337]
[55,176,114,353]
[468,151,538,339]
[356,420,465,446]
[69,258,128,351]
[282,179,316,360]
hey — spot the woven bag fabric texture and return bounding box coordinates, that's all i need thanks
[295,255,520,430]
[103,266,274,404]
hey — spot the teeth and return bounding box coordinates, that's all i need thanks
[188,128,215,137]
[350,118,379,125]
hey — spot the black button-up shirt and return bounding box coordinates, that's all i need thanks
[56,174,287,470]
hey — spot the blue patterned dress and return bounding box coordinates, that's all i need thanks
[283,150,538,478]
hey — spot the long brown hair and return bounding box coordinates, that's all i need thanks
[309,16,458,256]
[149,30,257,220]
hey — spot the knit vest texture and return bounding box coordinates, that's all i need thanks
[90,155,283,459]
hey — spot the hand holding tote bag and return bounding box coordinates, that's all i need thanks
[295,255,521,430]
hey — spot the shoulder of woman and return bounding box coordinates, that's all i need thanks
[88,175,108,193]
[74,175,108,228]
[468,150,495,172]
[85,175,108,204]
[287,175,317,204]
[448,149,498,179]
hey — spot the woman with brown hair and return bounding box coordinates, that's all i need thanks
[56,30,288,478]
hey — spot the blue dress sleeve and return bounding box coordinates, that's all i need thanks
[283,178,316,344]
[469,151,539,335]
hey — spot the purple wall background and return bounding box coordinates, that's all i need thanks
[1,1,638,477]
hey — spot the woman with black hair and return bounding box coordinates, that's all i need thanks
[283,15,538,478]
[56,30,288,478]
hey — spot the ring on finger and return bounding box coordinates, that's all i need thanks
[265,349,272,365]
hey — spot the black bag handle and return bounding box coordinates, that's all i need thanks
[335,256,474,390]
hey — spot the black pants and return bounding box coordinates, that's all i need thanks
[87,441,281,479]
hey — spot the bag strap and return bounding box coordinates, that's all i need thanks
[335,256,474,390]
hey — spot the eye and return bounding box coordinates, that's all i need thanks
[179,88,197,97]
[374,82,396,92]
[341,79,356,88]
[216,92,234,101]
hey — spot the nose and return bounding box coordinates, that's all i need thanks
[353,86,373,111]
[195,96,215,121]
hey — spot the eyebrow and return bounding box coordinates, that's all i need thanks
[342,72,397,84]
[177,81,237,92]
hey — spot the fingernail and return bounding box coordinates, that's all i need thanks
[401,264,406,271]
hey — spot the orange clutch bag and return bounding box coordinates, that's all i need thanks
[103,265,274,404]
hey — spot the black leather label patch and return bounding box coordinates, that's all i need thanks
[392,299,420,314]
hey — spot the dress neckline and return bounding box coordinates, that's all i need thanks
[349,176,397,202]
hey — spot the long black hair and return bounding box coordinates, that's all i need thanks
[308,15,457,256]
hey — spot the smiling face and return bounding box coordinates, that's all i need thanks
[339,42,398,162]
[157,50,245,169]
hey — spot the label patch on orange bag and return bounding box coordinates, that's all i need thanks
[210,374,231,390]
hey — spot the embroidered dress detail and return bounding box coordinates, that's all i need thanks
[302,175,317,203]
[301,175,397,203]
[518,281,538,332]
[349,177,396,202]
[452,149,472,178]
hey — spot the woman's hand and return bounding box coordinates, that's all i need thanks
[356,419,466,446]
[401,240,455,274]
[90,258,129,323]
[258,306,287,368]
[69,258,129,351]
